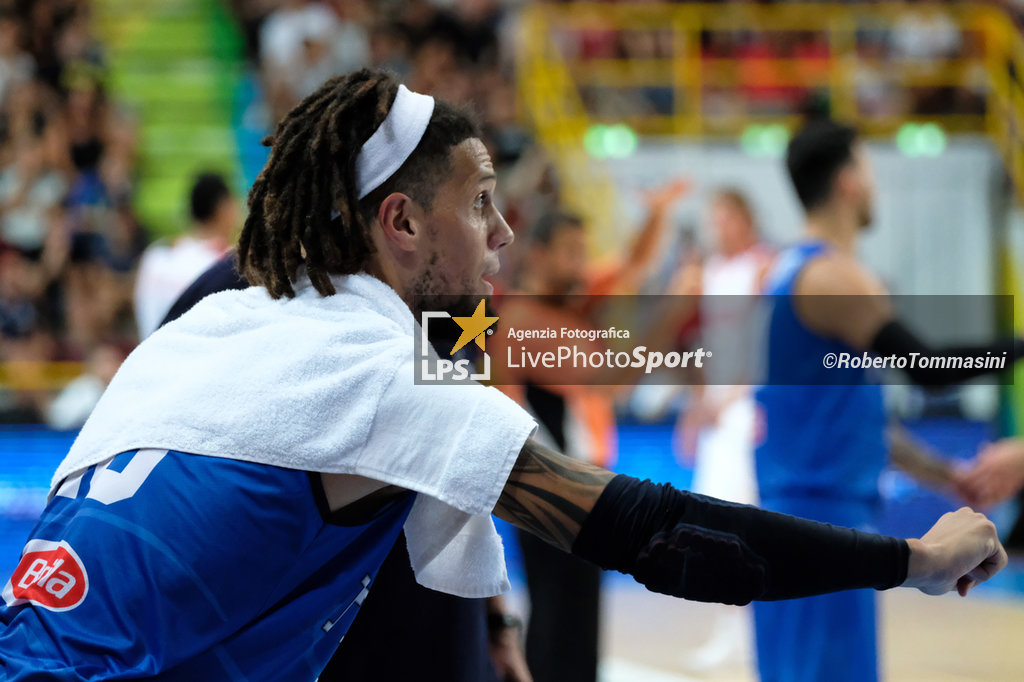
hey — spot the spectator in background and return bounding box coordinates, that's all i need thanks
[56,66,141,349]
[259,0,369,121]
[890,1,962,63]
[367,20,411,78]
[407,34,473,107]
[133,173,236,339]
[63,211,135,350]
[62,65,112,208]
[0,10,33,105]
[701,29,745,119]
[792,30,830,108]
[0,120,66,254]
[23,0,65,92]
[101,197,148,273]
[226,0,280,63]
[954,30,988,115]
[0,242,41,345]
[854,33,908,118]
[424,0,503,67]
[53,3,104,72]
[0,241,57,424]
[46,340,124,430]
[736,31,793,115]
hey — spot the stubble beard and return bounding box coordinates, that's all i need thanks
[407,257,487,320]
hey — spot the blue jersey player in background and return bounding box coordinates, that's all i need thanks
[754,119,1024,682]
[0,72,1010,681]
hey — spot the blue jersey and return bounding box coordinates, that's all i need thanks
[0,449,413,681]
[754,241,887,502]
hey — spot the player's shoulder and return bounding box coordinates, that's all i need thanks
[796,250,886,297]
[137,239,173,267]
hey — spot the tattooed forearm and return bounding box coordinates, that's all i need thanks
[493,439,615,551]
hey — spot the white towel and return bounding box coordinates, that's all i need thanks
[52,272,537,598]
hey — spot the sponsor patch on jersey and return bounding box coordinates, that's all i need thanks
[2,539,89,611]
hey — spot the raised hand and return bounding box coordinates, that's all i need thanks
[953,438,1024,508]
[640,177,692,211]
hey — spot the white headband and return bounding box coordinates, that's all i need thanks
[355,84,435,200]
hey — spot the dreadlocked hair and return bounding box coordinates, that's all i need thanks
[239,68,481,299]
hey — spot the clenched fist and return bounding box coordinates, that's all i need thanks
[903,507,1007,597]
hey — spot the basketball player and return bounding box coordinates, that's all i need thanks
[132,173,236,339]
[0,73,1008,681]
[675,188,773,671]
[158,253,531,682]
[754,118,1024,682]
[679,189,773,505]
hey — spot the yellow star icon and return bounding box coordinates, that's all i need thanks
[450,300,499,355]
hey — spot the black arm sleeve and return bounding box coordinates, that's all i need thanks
[571,475,909,606]
[870,320,1024,387]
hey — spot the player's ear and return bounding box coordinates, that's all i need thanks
[376,192,425,253]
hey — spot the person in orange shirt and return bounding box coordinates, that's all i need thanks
[493,180,690,682]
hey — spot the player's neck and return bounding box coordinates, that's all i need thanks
[194,221,232,249]
[803,212,859,255]
[363,231,424,309]
[362,256,404,302]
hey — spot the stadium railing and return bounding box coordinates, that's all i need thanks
[516,2,1024,240]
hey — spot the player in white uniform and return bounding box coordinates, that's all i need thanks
[677,189,774,670]
[132,173,236,339]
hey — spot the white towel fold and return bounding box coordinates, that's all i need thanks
[51,272,536,598]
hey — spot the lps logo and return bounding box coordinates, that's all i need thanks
[2,539,89,612]
[419,299,498,382]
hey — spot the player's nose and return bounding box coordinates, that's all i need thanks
[489,208,514,251]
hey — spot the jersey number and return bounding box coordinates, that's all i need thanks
[55,449,167,504]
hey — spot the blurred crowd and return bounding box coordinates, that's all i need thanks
[228,0,556,234]
[0,0,143,425]
[233,0,996,130]
[232,0,586,279]
[0,0,1020,428]
[0,0,567,427]
[562,0,990,120]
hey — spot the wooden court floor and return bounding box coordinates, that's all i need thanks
[592,584,1024,682]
